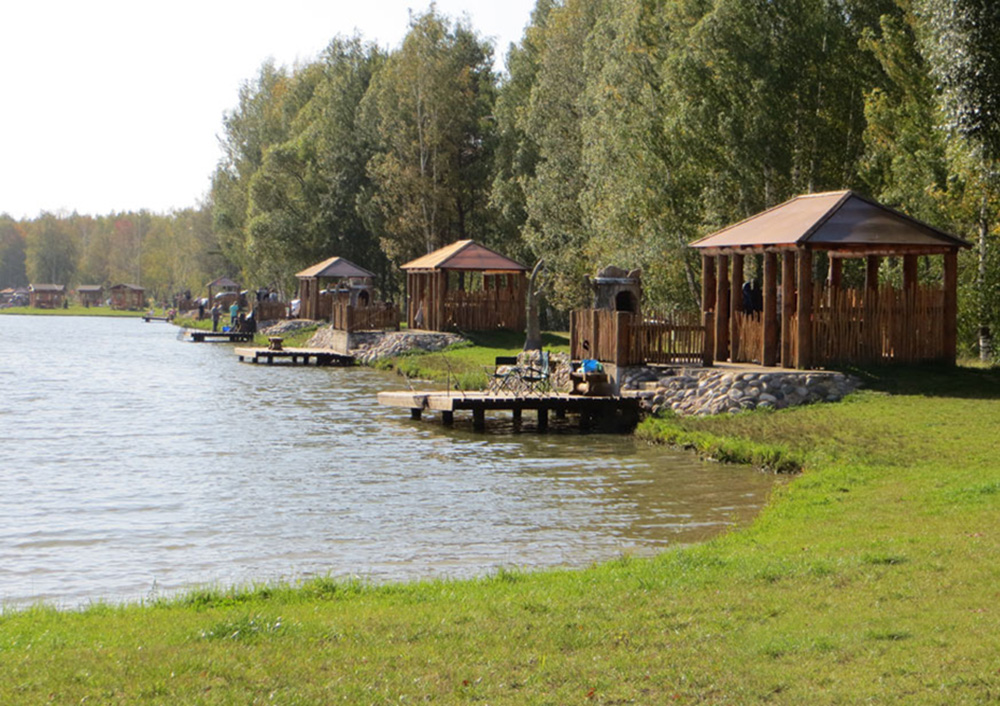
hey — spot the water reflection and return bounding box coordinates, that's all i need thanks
[0,316,779,608]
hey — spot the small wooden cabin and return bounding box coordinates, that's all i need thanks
[401,240,528,332]
[29,284,66,309]
[296,257,375,321]
[109,283,145,311]
[77,285,104,307]
[690,190,970,369]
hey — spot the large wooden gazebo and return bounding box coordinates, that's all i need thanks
[206,276,240,307]
[401,240,528,332]
[109,283,145,310]
[690,190,970,369]
[295,256,375,321]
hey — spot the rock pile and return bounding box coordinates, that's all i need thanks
[259,319,318,337]
[347,331,466,365]
[620,367,859,416]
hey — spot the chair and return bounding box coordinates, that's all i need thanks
[487,356,522,394]
[519,351,550,394]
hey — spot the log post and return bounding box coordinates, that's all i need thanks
[701,253,716,314]
[714,254,730,362]
[730,253,744,362]
[702,311,715,366]
[795,249,813,369]
[763,251,778,367]
[865,255,881,293]
[781,250,796,368]
[943,250,958,365]
[903,254,919,292]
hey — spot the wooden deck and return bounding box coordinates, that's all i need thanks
[143,315,172,323]
[234,347,355,366]
[187,330,254,343]
[377,390,640,432]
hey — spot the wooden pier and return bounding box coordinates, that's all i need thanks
[234,347,355,366]
[186,330,254,343]
[143,315,172,323]
[377,391,640,433]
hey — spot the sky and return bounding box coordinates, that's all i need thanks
[0,0,537,220]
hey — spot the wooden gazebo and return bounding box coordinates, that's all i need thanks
[206,276,240,307]
[295,257,375,321]
[401,240,528,332]
[109,283,145,310]
[690,190,970,369]
[28,284,66,309]
[77,285,104,307]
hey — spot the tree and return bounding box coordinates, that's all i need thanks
[0,215,28,288]
[363,8,498,265]
[921,0,1000,360]
[24,214,78,285]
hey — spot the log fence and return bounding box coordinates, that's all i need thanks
[330,301,401,332]
[570,309,711,367]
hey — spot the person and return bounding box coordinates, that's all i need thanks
[211,304,221,332]
[229,301,240,327]
[198,300,205,321]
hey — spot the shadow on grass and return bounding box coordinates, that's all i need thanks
[841,363,1000,400]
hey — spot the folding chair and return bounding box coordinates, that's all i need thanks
[487,355,523,394]
[520,351,550,394]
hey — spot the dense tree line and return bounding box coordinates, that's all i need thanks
[2,1,999,356]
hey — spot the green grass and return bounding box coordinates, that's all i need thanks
[376,329,570,389]
[4,364,1000,703]
[0,304,144,317]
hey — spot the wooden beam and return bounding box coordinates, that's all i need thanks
[701,253,716,314]
[763,251,778,366]
[781,250,796,368]
[903,254,919,292]
[828,257,843,290]
[865,255,880,293]
[795,249,813,370]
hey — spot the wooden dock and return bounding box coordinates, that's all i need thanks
[143,315,172,323]
[377,390,640,432]
[234,347,355,366]
[186,330,254,343]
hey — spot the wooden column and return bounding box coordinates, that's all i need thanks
[781,251,796,368]
[865,255,881,292]
[701,254,716,314]
[714,254,730,362]
[795,249,813,370]
[762,251,778,367]
[943,250,958,365]
[903,254,919,292]
[828,257,843,290]
[730,253,744,362]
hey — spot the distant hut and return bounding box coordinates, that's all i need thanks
[690,190,971,369]
[295,257,375,321]
[401,240,528,332]
[77,285,104,307]
[28,284,66,309]
[109,283,145,311]
[206,276,241,308]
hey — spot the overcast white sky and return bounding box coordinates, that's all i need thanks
[0,0,537,220]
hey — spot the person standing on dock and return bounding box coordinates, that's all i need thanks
[229,301,240,328]
[211,304,221,332]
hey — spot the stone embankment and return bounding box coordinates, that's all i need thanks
[304,328,465,365]
[619,367,860,416]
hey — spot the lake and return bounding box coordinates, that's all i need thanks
[0,315,778,608]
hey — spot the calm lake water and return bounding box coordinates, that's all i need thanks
[0,315,778,608]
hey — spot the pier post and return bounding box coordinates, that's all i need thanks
[537,408,548,432]
[473,408,486,431]
[410,408,422,420]
[442,410,454,426]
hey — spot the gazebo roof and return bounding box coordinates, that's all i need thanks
[110,283,144,291]
[401,240,528,272]
[296,256,374,280]
[207,276,240,289]
[30,284,66,292]
[690,190,969,253]
[77,284,103,292]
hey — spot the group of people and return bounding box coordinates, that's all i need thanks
[207,300,255,334]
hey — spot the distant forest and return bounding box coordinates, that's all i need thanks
[2,0,999,355]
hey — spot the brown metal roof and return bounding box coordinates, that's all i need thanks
[77,285,103,292]
[401,240,528,272]
[295,256,375,280]
[110,283,144,291]
[29,284,66,292]
[690,190,969,252]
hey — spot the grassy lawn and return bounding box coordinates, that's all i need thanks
[376,329,570,389]
[0,305,144,317]
[3,364,1000,703]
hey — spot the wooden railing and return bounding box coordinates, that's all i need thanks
[330,301,400,332]
[443,289,525,332]
[254,300,288,321]
[810,286,945,366]
[570,309,711,367]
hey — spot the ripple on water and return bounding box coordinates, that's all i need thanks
[0,315,781,608]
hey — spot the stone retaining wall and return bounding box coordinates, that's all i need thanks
[619,366,860,416]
